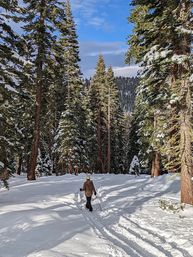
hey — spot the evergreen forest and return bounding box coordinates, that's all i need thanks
[0,0,193,205]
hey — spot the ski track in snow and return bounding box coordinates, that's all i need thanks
[0,174,193,257]
[74,175,193,257]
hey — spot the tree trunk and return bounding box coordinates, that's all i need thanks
[107,86,111,173]
[0,154,9,181]
[16,154,22,175]
[27,0,45,180]
[151,111,161,177]
[179,1,193,205]
[97,113,104,173]
[180,81,193,204]
[69,161,73,174]
[151,152,161,177]
[27,83,42,180]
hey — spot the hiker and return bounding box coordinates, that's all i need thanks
[80,175,96,212]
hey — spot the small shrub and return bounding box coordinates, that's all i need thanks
[159,199,185,213]
[0,179,9,190]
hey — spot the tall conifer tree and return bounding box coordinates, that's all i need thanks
[22,0,64,180]
[106,67,124,173]
[88,58,124,173]
[89,55,107,172]
[56,0,88,174]
[0,0,26,183]
[127,0,193,204]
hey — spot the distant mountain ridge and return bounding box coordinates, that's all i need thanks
[115,77,139,112]
[84,77,138,112]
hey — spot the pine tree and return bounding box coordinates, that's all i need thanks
[127,1,173,176]
[56,0,88,174]
[105,67,124,173]
[83,85,97,173]
[40,1,68,171]
[22,0,64,180]
[174,0,193,204]
[88,59,125,173]
[127,0,193,204]
[127,3,160,175]
[36,150,52,176]
[88,55,107,172]
[40,44,65,173]
[122,112,132,173]
[0,0,27,184]
[13,38,35,176]
[84,76,138,173]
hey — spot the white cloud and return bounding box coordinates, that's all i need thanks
[71,0,115,28]
[80,41,127,57]
[79,41,137,78]
[89,17,106,27]
[71,0,112,14]
[83,65,140,79]
[87,49,126,57]
[112,66,140,77]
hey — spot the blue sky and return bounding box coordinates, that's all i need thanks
[2,0,138,78]
[70,0,139,78]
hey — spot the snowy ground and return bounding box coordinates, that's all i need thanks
[0,173,193,257]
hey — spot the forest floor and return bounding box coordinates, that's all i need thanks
[0,173,193,257]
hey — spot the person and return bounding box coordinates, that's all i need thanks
[80,175,96,212]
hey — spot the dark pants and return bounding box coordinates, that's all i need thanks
[86,196,93,211]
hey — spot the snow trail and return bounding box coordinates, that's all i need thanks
[0,174,193,257]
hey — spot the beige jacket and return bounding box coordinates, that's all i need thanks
[83,180,96,197]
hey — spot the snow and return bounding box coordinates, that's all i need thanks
[0,136,14,146]
[176,26,193,35]
[156,133,165,138]
[12,52,32,66]
[4,84,18,93]
[0,173,193,257]
[129,155,141,174]
[143,46,172,65]
[171,54,188,64]
[0,161,4,168]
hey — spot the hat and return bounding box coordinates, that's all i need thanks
[86,174,90,180]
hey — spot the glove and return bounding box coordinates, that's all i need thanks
[94,192,97,196]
